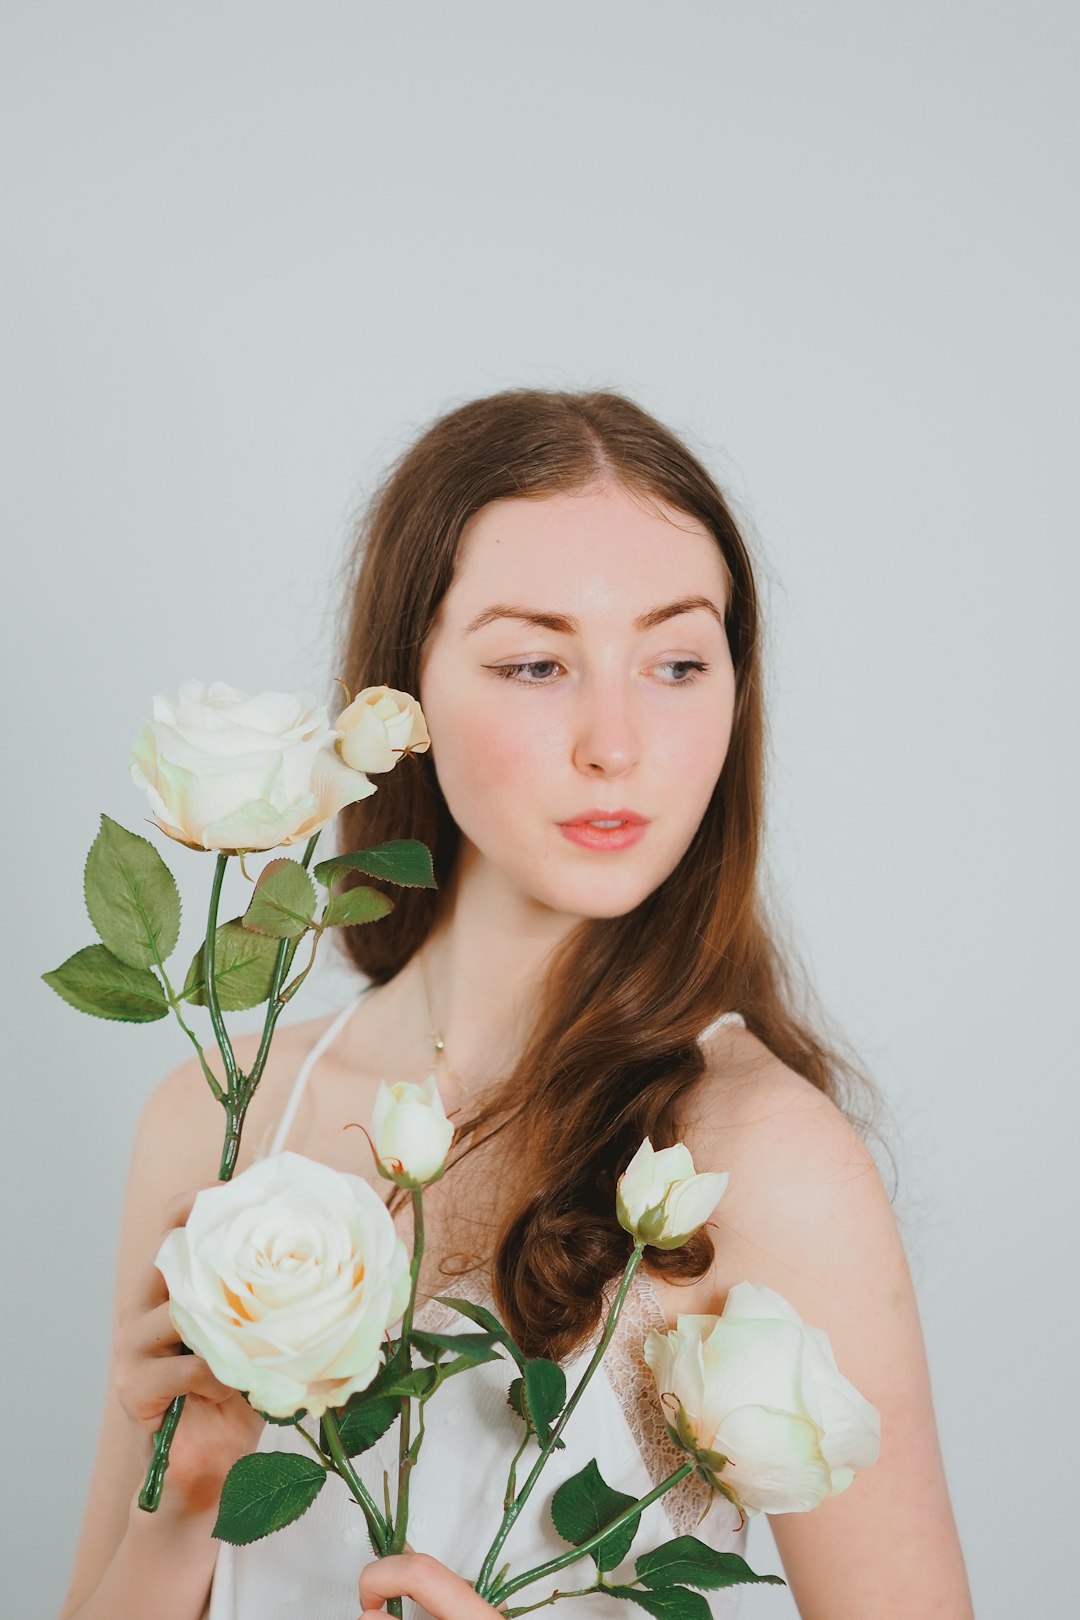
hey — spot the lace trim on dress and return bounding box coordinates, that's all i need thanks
[595,1269,721,1537]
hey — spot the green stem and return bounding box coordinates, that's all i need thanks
[293,1422,332,1470]
[136,903,226,1104]
[389,1188,426,1556]
[321,1408,389,1556]
[474,1244,646,1594]
[203,852,241,1099]
[503,1421,533,1513]
[137,1401,184,1511]
[276,921,324,1004]
[499,1581,603,1616]
[139,851,241,1511]
[486,1460,696,1608]
[217,1095,251,1182]
[164,982,225,1102]
[245,833,322,1091]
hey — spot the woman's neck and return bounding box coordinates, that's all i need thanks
[404,847,583,1103]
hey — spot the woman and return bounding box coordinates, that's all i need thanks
[59,389,974,1620]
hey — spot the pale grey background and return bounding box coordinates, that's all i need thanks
[3,3,1076,1617]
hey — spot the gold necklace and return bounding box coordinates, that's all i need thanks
[418,946,473,1111]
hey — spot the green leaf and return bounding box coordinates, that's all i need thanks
[84,814,182,969]
[550,1458,641,1573]
[335,1394,400,1457]
[634,1535,786,1591]
[431,1295,529,1372]
[604,1584,712,1619]
[523,1358,566,1446]
[313,838,436,890]
[323,884,395,929]
[212,1451,326,1545]
[181,919,299,1009]
[241,859,318,939]
[375,1366,440,1400]
[410,1329,504,1368]
[366,1340,409,1391]
[41,944,169,1022]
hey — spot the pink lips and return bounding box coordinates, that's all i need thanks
[559,808,646,826]
[559,823,646,850]
[557,810,648,851]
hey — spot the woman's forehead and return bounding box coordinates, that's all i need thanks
[448,487,725,613]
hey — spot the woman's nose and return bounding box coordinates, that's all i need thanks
[570,678,641,775]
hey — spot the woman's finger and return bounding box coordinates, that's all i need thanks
[357,1552,502,1619]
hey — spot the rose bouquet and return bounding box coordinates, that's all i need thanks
[153,1113,880,1617]
[43,677,435,1508]
[44,676,882,1618]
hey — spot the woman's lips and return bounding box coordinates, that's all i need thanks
[557,821,647,851]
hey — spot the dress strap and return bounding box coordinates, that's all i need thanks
[267,983,374,1158]
[697,1010,746,1044]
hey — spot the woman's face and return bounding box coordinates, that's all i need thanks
[417,481,737,923]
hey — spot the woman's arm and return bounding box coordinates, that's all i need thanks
[58,1035,271,1620]
[60,1495,221,1620]
[682,1047,975,1619]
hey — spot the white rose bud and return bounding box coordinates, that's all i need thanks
[130,679,378,854]
[154,1151,412,1421]
[643,1282,882,1520]
[335,686,431,775]
[616,1136,730,1249]
[370,1074,456,1189]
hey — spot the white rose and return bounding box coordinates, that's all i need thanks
[371,1074,456,1189]
[643,1281,881,1518]
[130,678,379,854]
[335,685,431,775]
[616,1136,730,1249]
[154,1150,412,1421]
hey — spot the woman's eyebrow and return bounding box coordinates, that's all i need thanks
[462,594,725,637]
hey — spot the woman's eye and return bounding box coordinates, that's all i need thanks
[658,660,710,684]
[493,660,562,683]
[491,660,709,685]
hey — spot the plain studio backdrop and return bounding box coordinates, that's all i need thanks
[2,4,1075,1617]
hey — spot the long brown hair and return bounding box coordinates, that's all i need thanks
[327,388,891,1363]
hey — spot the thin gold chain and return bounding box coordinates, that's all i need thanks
[417,944,474,1108]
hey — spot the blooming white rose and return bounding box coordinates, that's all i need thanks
[370,1074,456,1189]
[616,1136,730,1249]
[335,685,431,775]
[130,678,379,854]
[154,1150,412,1420]
[643,1281,881,1519]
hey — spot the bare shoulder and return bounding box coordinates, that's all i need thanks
[683,1021,881,1202]
[137,1009,339,1176]
[672,1022,901,1309]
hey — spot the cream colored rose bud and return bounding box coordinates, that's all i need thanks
[335,686,430,775]
[371,1074,455,1189]
[616,1136,730,1249]
[643,1282,882,1520]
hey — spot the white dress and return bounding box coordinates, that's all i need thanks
[207,987,751,1620]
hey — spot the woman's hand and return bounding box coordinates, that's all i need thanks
[358,1552,508,1619]
[113,1183,267,1521]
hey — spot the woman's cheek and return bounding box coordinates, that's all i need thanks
[432,706,543,845]
[471,704,557,795]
